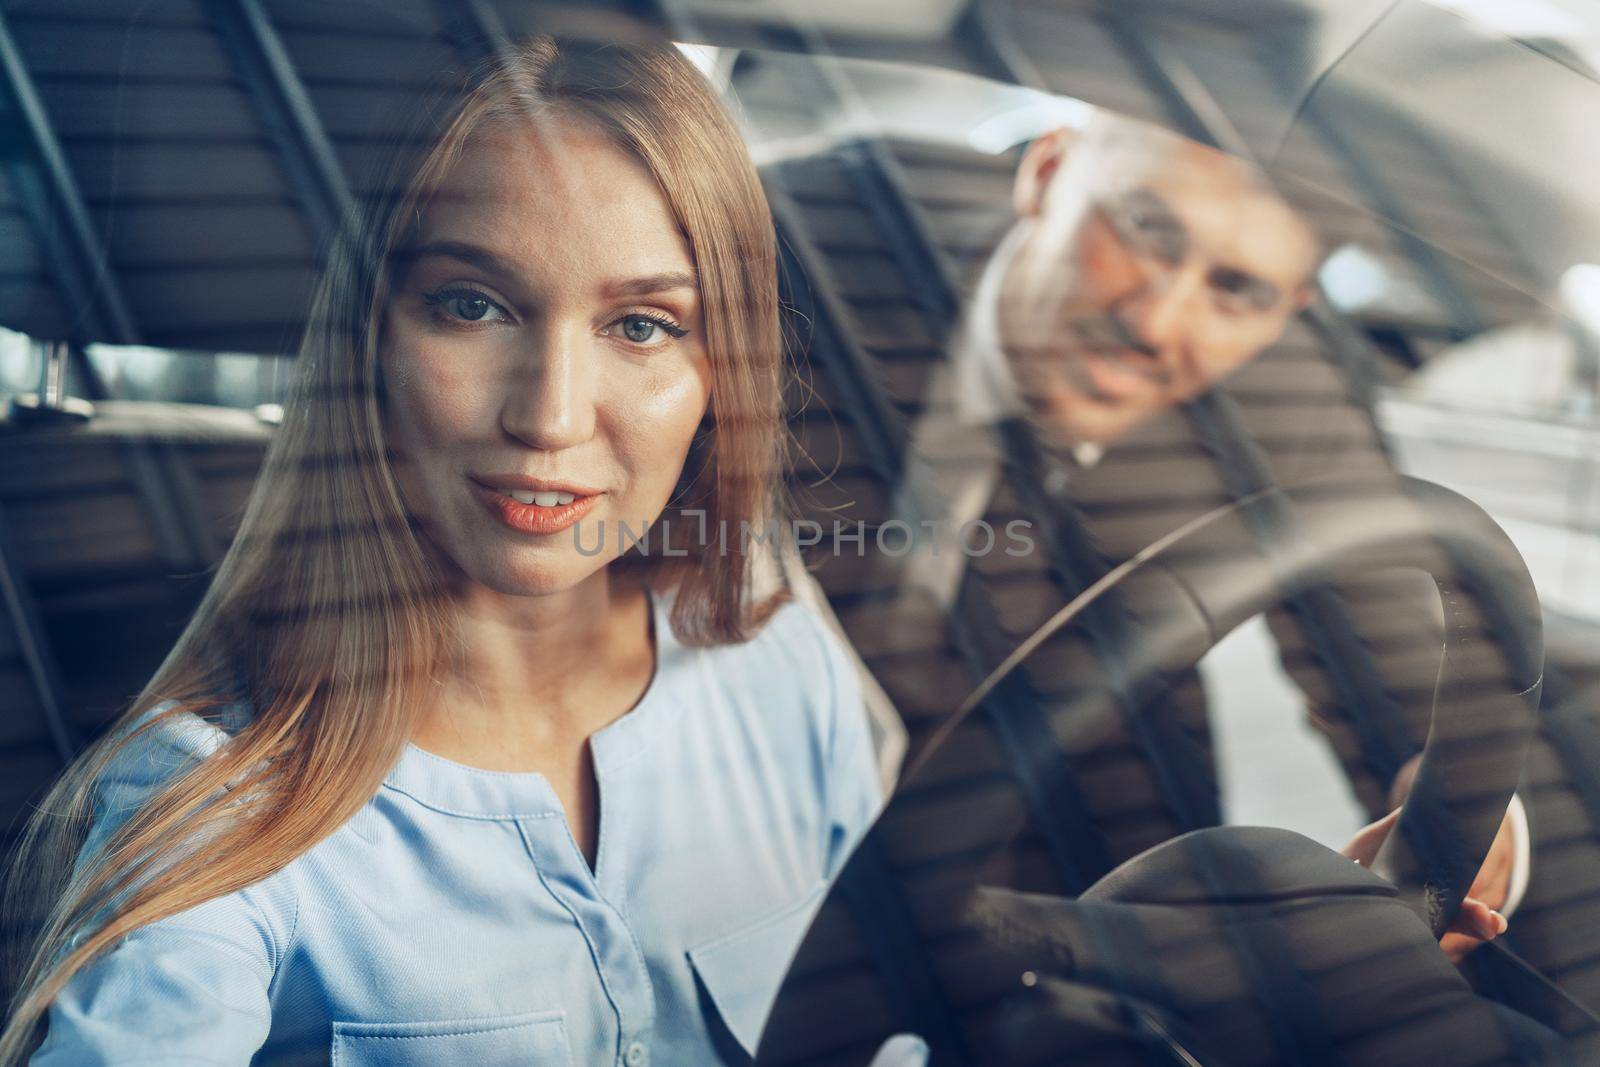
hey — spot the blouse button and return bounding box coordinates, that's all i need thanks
[624,1041,648,1067]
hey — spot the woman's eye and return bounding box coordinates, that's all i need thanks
[423,288,508,325]
[611,313,687,346]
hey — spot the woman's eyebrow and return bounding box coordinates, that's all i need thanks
[395,243,696,301]
[602,271,699,298]
[395,240,516,278]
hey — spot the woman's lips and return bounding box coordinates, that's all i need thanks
[472,482,601,536]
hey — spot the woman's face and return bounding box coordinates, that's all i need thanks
[381,113,712,596]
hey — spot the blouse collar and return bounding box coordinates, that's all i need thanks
[379,583,684,820]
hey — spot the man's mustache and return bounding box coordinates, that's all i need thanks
[1069,315,1159,365]
[1006,314,1174,390]
[1004,302,1184,390]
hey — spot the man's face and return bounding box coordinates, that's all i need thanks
[998,135,1321,447]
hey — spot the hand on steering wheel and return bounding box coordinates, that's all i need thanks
[1342,804,1510,961]
[758,480,1560,1066]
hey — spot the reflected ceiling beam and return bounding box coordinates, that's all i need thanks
[436,0,516,63]
[1287,100,1487,339]
[0,11,209,567]
[0,497,78,763]
[0,10,227,765]
[0,13,116,763]
[203,0,354,249]
[1095,15,1417,406]
[0,8,138,347]
[955,0,1048,89]
[1103,11,1486,339]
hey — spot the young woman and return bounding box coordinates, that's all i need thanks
[1,36,881,1065]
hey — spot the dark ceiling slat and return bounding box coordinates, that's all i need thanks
[3,0,209,31]
[0,8,138,346]
[121,264,314,334]
[0,459,79,763]
[294,84,443,139]
[70,142,293,204]
[30,82,261,140]
[0,8,237,772]
[113,252,313,274]
[12,21,234,81]
[146,320,306,353]
[0,278,71,337]
[262,0,441,37]
[0,212,42,274]
[276,27,458,87]
[433,0,516,65]
[200,0,353,249]
[52,133,266,147]
[101,202,314,267]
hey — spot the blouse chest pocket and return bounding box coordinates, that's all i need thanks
[686,882,830,1059]
[331,1008,571,1066]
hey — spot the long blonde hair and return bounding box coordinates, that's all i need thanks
[0,35,784,1058]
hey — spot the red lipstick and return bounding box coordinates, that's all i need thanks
[470,480,601,536]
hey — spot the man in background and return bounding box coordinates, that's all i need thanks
[897,111,1526,955]
[962,118,1321,461]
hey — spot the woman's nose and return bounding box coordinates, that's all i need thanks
[498,327,596,450]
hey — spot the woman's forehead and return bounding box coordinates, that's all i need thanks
[418,114,695,286]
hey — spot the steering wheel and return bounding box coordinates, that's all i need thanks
[757,477,1562,1065]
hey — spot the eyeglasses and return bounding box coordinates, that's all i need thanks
[1093,188,1285,315]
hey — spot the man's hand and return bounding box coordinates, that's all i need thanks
[1340,762,1519,964]
[1389,754,1520,959]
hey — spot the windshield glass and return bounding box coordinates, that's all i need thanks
[2,3,1599,1065]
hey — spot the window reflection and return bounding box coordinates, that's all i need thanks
[2,7,1600,1065]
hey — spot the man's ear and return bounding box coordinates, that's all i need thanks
[1013,128,1076,218]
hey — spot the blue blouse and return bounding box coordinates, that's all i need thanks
[33,587,883,1066]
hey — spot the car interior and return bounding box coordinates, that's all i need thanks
[3,0,1600,1063]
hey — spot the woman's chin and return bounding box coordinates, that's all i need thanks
[464,552,614,600]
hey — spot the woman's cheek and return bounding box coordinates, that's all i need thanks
[395,345,494,443]
[610,364,710,487]
[631,353,710,432]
